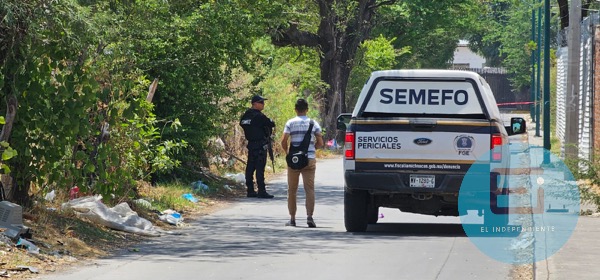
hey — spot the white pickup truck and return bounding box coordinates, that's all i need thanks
[337,69,526,232]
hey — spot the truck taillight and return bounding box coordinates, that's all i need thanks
[345,132,355,159]
[491,134,503,161]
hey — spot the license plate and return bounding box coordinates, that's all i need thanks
[410,175,435,188]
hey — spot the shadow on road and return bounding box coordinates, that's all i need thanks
[106,217,468,263]
[363,222,466,237]
[102,157,471,263]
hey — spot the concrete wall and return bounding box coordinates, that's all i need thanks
[452,41,486,68]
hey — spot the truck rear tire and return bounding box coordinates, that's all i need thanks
[367,203,379,224]
[344,189,369,232]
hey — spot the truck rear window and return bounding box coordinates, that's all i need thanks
[360,79,485,117]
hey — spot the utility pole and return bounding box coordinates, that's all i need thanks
[564,0,581,159]
[530,4,536,121]
[542,0,551,163]
[529,4,540,120]
[536,0,542,137]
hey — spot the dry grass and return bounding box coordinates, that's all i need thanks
[578,179,600,214]
[0,180,246,279]
[0,205,150,279]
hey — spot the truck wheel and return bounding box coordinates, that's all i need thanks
[344,189,369,232]
[367,203,379,224]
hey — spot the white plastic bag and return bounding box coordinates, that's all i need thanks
[61,195,160,237]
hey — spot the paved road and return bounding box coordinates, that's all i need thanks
[38,156,512,280]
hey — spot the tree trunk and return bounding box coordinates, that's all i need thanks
[319,52,351,142]
[12,179,32,208]
[0,94,18,202]
[10,154,32,207]
[0,94,17,143]
[582,0,592,18]
[272,0,383,141]
[557,0,569,29]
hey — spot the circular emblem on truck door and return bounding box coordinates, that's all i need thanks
[413,138,432,145]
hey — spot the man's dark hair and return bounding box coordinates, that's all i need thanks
[295,98,309,111]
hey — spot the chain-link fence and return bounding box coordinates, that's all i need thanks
[555,12,599,161]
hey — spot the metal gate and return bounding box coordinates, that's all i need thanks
[462,68,523,110]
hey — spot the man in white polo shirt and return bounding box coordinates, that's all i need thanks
[280,99,324,227]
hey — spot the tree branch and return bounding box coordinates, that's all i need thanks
[557,0,569,29]
[271,22,321,48]
[369,0,397,10]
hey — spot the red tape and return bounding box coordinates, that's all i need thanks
[497,101,535,106]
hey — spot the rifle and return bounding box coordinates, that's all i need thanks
[266,128,275,173]
[267,137,275,172]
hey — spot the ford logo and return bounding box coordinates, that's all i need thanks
[414,138,432,145]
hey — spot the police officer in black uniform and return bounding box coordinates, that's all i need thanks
[239,95,276,198]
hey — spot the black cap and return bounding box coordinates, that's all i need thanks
[251,95,268,103]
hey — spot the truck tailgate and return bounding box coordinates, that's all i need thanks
[353,119,492,173]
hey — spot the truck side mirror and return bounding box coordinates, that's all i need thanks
[507,117,526,135]
[337,113,352,130]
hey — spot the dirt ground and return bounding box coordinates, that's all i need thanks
[510,264,533,279]
[0,186,245,279]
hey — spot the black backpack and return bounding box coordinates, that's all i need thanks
[286,120,314,170]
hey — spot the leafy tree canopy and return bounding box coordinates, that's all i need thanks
[372,0,484,68]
